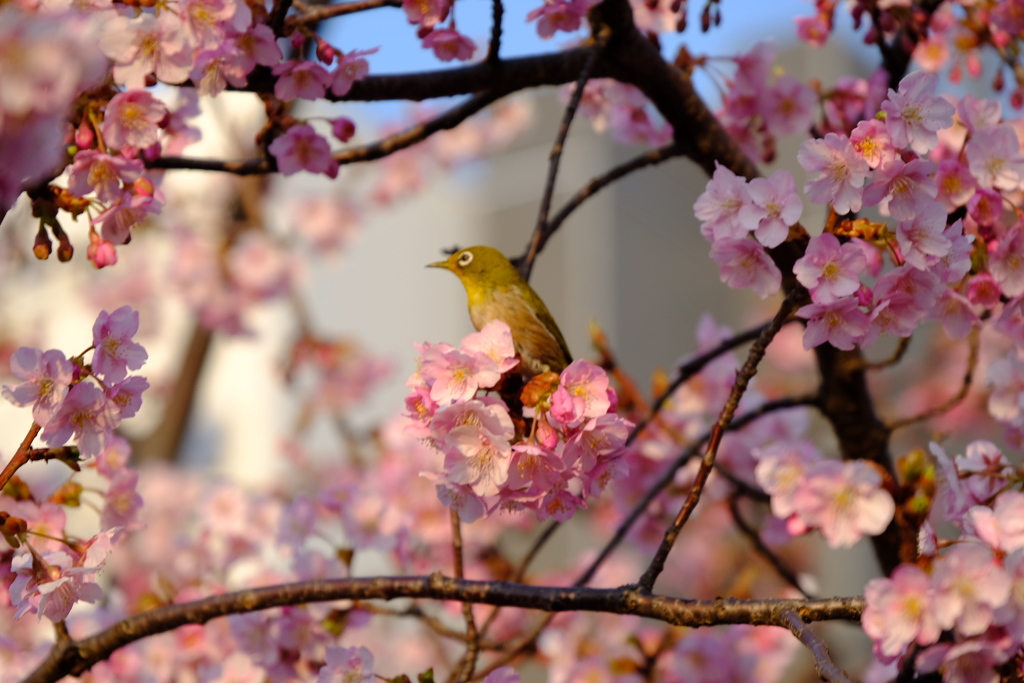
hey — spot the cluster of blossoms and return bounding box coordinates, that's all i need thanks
[2,306,148,460]
[698,63,1024,359]
[715,42,817,164]
[570,79,674,147]
[0,307,148,625]
[861,441,1024,681]
[405,321,632,523]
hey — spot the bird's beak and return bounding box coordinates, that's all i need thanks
[427,259,452,271]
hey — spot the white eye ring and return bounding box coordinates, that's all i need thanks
[457,251,474,267]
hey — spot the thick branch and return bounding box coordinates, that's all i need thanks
[150,91,503,175]
[24,574,864,683]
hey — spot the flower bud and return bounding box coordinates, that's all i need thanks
[330,117,356,142]
[33,226,52,260]
[75,121,95,149]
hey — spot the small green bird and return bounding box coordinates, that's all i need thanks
[428,246,572,376]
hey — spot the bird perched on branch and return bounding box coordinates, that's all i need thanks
[428,246,572,376]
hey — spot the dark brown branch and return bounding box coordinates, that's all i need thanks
[486,0,504,64]
[0,423,41,492]
[149,91,503,175]
[24,574,865,683]
[627,320,773,446]
[574,394,818,588]
[637,292,800,592]
[269,0,294,35]
[287,0,401,27]
[449,512,480,683]
[886,327,980,431]
[729,495,810,598]
[521,35,608,281]
[777,608,854,683]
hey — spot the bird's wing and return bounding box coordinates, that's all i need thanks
[480,286,572,374]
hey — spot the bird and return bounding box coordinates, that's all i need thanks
[428,246,572,377]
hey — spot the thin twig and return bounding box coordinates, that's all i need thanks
[574,394,818,588]
[637,293,800,592]
[627,321,773,446]
[777,609,854,683]
[475,521,560,644]
[23,574,865,683]
[858,335,911,371]
[520,31,609,281]
[449,511,480,683]
[359,604,500,647]
[728,495,810,598]
[519,143,683,271]
[886,327,979,431]
[150,91,503,175]
[287,0,401,27]
[486,0,504,64]
[0,423,41,492]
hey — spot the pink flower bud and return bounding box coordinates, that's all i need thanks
[331,117,356,142]
[75,122,95,150]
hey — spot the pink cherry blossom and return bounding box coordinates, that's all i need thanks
[422,29,476,62]
[101,469,144,531]
[932,219,974,284]
[9,546,105,622]
[795,14,830,47]
[694,162,752,241]
[436,482,486,523]
[967,491,1024,553]
[916,637,1016,683]
[561,414,630,473]
[330,48,376,97]
[506,444,565,494]
[68,150,144,204]
[798,133,871,214]
[1,348,73,427]
[753,440,823,520]
[850,119,895,169]
[402,0,450,29]
[895,201,951,269]
[101,13,192,89]
[934,159,977,211]
[317,645,374,683]
[966,125,1024,191]
[930,289,980,339]
[863,563,943,659]
[761,75,815,137]
[793,232,866,303]
[537,488,584,522]
[990,226,1024,298]
[40,381,117,459]
[862,158,938,220]
[968,272,1001,308]
[441,419,513,496]
[709,238,782,299]
[93,305,148,384]
[105,376,149,421]
[527,0,591,39]
[932,544,1010,636]
[797,296,870,350]
[87,234,118,269]
[234,24,282,72]
[419,345,501,405]
[956,94,1002,136]
[272,60,332,102]
[741,170,803,248]
[268,124,339,178]
[967,188,1004,227]
[880,70,955,154]
[178,0,251,51]
[102,90,167,151]
[190,42,249,97]
[792,459,895,548]
[549,359,611,427]
[460,320,519,374]
[874,264,942,312]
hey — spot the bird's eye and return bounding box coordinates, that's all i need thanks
[457,251,474,267]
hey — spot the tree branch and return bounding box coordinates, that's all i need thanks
[520,35,608,281]
[149,91,503,175]
[22,574,865,683]
[574,394,818,588]
[637,292,800,592]
[287,0,401,27]
[486,0,504,64]
[777,608,854,683]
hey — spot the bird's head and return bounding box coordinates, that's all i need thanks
[427,246,522,292]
